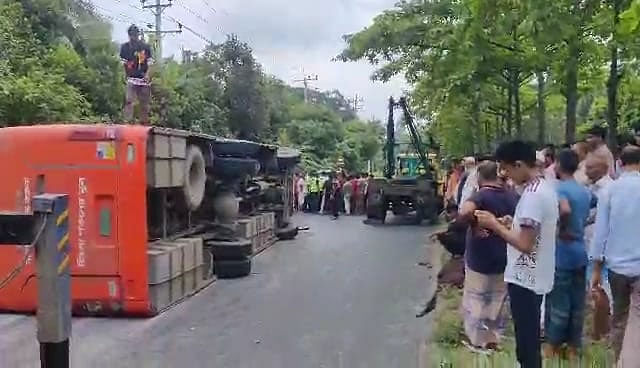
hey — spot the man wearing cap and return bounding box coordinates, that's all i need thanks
[120,24,153,124]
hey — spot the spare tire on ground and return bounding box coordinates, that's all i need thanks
[183,145,207,211]
[276,225,298,240]
[215,258,252,279]
[212,156,260,178]
[206,238,253,260]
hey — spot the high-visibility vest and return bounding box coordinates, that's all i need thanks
[307,177,320,193]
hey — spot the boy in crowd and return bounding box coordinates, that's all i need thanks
[544,149,591,359]
[475,141,558,368]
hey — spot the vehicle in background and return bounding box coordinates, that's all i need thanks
[366,97,443,224]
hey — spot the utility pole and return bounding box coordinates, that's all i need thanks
[141,0,182,59]
[294,72,318,103]
[349,93,364,112]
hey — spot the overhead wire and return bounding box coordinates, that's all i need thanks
[199,0,217,16]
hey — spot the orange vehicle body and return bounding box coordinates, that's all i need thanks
[0,124,153,316]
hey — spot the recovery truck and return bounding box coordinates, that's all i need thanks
[366,97,443,224]
[0,124,299,316]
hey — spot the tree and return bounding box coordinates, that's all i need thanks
[204,36,267,140]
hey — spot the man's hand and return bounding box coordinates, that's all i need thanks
[144,72,151,83]
[474,210,499,231]
[497,215,513,228]
[590,260,604,292]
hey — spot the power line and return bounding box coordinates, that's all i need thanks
[200,0,217,15]
[172,1,226,36]
[176,1,209,25]
[165,14,213,45]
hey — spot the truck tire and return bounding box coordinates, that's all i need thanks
[207,238,253,260]
[276,225,298,240]
[214,258,252,279]
[183,145,206,211]
[212,156,260,178]
[212,140,261,157]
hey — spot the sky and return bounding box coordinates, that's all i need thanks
[92,0,407,121]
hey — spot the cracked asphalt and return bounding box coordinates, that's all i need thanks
[0,214,438,368]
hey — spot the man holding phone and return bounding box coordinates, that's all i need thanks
[120,24,153,124]
[475,141,558,368]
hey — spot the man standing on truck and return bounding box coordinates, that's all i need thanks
[120,24,153,124]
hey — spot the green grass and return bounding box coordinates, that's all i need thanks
[428,285,615,367]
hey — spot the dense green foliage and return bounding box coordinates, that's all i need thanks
[0,0,383,172]
[340,0,640,157]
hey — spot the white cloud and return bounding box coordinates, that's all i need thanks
[93,0,407,120]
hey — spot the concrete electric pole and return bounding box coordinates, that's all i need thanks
[141,0,182,59]
[294,73,319,103]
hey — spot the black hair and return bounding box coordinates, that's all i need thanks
[620,145,640,166]
[556,149,579,174]
[476,154,495,162]
[586,125,607,139]
[495,140,536,167]
[477,161,498,182]
[128,24,140,35]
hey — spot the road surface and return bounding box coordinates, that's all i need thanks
[0,214,438,368]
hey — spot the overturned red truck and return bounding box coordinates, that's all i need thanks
[0,124,299,316]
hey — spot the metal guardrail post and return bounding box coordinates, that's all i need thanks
[33,194,71,368]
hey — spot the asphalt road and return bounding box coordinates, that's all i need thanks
[0,214,437,368]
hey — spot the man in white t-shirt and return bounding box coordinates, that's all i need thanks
[476,140,558,368]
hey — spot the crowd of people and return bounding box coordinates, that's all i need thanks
[293,171,373,220]
[436,125,640,367]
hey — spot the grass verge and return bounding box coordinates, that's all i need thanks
[428,266,614,367]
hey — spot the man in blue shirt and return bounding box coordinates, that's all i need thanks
[591,145,640,364]
[544,149,591,360]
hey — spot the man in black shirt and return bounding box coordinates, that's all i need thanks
[120,24,153,124]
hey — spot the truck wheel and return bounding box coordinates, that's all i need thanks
[215,258,252,279]
[212,156,261,178]
[380,201,388,224]
[207,238,253,260]
[183,145,206,211]
[212,140,261,157]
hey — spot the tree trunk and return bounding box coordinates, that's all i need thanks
[565,40,579,143]
[536,71,547,145]
[471,89,481,153]
[506,75,513,137]
[513,70,522,138]
[607,0,622,149]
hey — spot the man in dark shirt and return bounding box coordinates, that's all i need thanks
[458,160,519,350]
[120,24,153,124]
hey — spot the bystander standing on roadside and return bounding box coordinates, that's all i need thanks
[584,155,614,339]
[458,157,478,209]
[544,149,591,360]
[457,161,519,352]
[342,176,353,215]
[475,140,558,368]
[591,145,640,366]
[585,125,616,179]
